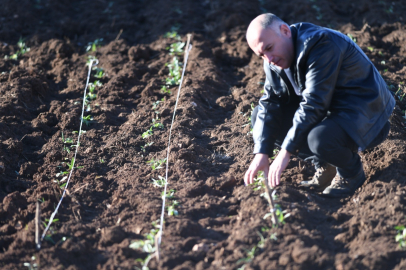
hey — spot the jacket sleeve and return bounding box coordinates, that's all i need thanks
[253,62,284,155]
[281,38,343,154]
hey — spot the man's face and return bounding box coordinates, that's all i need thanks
[247,23,294,69]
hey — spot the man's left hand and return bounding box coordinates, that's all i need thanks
[268,149,291,187]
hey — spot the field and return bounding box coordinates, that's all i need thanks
[1,0,406,269]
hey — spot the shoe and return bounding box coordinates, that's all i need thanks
[322,167,366,198]
[300,163,336,190]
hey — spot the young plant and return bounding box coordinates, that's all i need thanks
[162,189,176,199]
[164,31,180,40]
[82,115,93,126]
[165,57,182,86]
[395,225,406,248]
[86,38,103,52]
[147,158,167,170]
[142,127,153,139]
[141,142,154,152]
[263,203,290,225]
[6,38,30,60]
[151,176,166,188]
[23,256,38,270]
[93,68,105,79]
[167,200,179,216]
[86,55,98,67]
[160,85,171,95]
[166,41,185,55]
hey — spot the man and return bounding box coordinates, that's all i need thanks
[244,14,395,197]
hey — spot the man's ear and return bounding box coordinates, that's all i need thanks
[280,24,291,38]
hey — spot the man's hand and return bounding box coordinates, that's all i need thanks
[244,153,269,186]
[268,149,291,187]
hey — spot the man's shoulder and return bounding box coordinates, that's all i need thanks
[291,23,349,55]
[292,23,346,44]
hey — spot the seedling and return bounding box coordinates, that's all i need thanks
[166,41,185,55]
[162,189,176,199]
[367,47,374,52]
[82,115,93,126]
[6,38,30,60]
[151,118,164,129]
[165,57,182,86]
[167,200,179,216]
[395,225,406,248]
[93,68,105,78]
[135,255,153,270]
[347,33,357,43]
[147,158,167,170]
[141,142,154,152]
[263,204,290,225]
[160,85,171,95]
[151,176,167,188]
[142,127,153,139]
[152,99,164,110]
[23,256,37,270]
[86,56,98,67]
[86,38,103,52]
[164,31,180,40]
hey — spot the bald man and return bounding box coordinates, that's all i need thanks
[244,14,394,197]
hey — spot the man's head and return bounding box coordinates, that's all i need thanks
[246,13,294,69]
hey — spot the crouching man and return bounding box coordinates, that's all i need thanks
[244,13,395,197]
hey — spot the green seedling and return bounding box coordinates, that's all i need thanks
[82,115,93,126]
[100,158,105,163]
[6,38,30,60]
[94,68,105,79]
[237,246,256,265]
[151,176,167,188]
[141,142,154,152]
[135,255,153,270]
[160,85,171,95]
[151,118,164,129]
[129,221,161,258]
[347,33,357,43]
[162,189,176,199]
[395,225,406,248]
[166,41,185,55]
[152,99,164,110]
[164,31,180,40]
[367,47,374,52]
[86,55,98,67]
[168,200,179,216]
[142,127,153,139]
[165,57,182,86]
[263,204,290,225]
[23,256,37,270]
[86,38,103,52]
[147,158,167,170]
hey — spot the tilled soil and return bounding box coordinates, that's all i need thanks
[1,0,406,269]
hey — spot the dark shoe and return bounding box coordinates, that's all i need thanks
[300,163,336,190]
[322,167,366,198]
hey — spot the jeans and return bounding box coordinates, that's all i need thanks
[251,105,390,178]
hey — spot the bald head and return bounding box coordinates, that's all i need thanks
[246,13,294,69]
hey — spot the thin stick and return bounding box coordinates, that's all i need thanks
[35,202,41,250]
[157,33,193,253]
[263,180,279,226]
[115,29,123,41]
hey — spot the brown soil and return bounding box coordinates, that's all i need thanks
[1,0,406,269]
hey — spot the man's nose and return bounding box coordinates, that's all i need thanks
[263,52,273,64]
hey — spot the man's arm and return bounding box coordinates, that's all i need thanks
[245,62,284,185]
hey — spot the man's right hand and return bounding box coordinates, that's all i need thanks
[244,153,269,186]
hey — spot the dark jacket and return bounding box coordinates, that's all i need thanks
[253,22,395,155]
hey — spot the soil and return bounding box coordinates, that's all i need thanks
[1,0,406,269]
